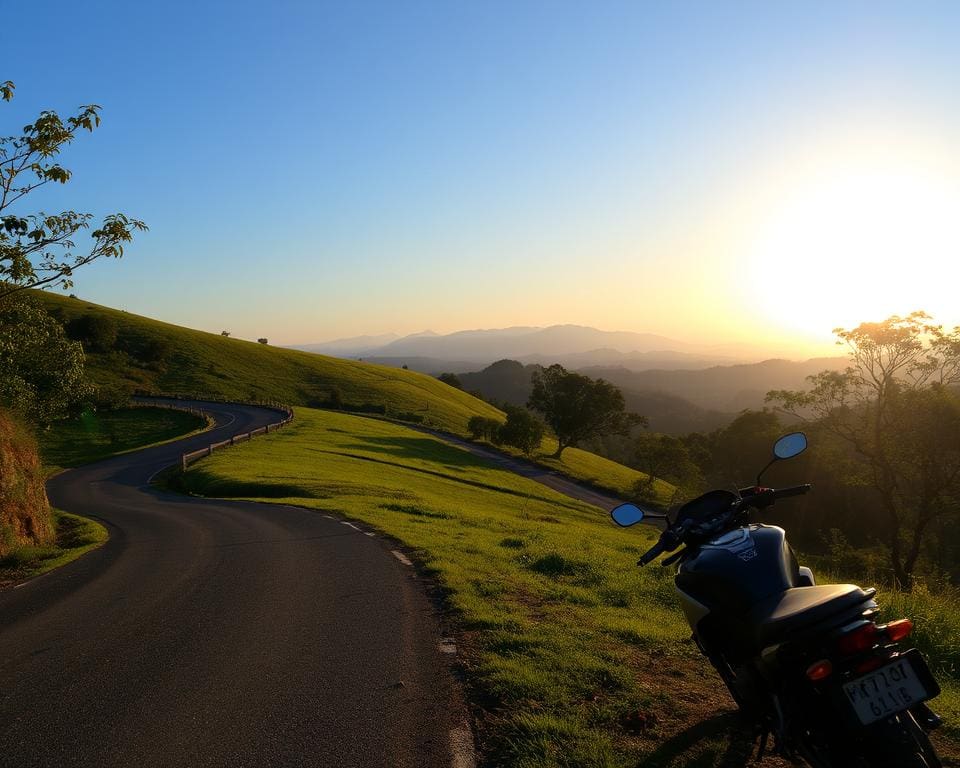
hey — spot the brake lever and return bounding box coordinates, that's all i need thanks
[661,548,687,567]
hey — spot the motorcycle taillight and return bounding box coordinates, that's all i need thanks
[884,618,913,643]
[837,622,879,655]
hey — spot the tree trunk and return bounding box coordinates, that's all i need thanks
[552,442,567,459]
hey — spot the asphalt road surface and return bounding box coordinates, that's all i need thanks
[0,401,470,768]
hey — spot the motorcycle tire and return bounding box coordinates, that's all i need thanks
[863,711,942,768]
[796,710,941,768]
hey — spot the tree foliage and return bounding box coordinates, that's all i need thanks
[438,372,462,389]
[527,364,644,458]
[0,80,147,304]
[497,405,545,455]
[0,298,87,423]
[66,313,118,352]
[768,312,960,588]
[632,431,704,505]
[467,415,503,442]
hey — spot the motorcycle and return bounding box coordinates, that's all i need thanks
[611,432,943,767]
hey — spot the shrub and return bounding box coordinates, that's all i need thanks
[497,405,545,455]
[66,314,118,352]
[438,372,462,389]
[468,415,503,442]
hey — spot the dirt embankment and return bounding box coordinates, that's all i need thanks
[0,409,54,557]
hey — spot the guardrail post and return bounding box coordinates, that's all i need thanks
[182,455,187,472]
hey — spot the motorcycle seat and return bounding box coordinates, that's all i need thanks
[747,584,874,647]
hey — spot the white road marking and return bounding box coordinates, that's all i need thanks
[391,550,413,566]
[364,532,376,537]
[341,521,361,531]
[449,725,476,768]
[438,638,457,654]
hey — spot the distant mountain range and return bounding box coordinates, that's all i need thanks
[292,324,743,371]
[292,324,848,434]
[456,357,848,435]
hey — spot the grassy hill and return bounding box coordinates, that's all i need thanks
[177,406,960,766]
[34,291,503,435]
[34,291,660,499]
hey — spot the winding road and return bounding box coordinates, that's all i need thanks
[0,401,471,768]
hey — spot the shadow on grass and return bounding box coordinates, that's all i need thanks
[340,435,490,469]
[641,712,758,767]
[179,469,318,499]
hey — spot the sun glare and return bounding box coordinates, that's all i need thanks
[746,159,960,341]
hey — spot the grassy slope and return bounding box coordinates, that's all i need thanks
[35,291,504,435]
[38,406,208,472]
[177,407,787,766]
[0,510,108,588]
[36,290,657,499]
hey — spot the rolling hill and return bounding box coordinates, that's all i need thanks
[33,292,503,436]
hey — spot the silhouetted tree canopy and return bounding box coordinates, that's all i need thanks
[528,364,645,458]
[438,372,462,389]
[768,312,960,589]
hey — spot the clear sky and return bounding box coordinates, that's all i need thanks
[5,1,960,355]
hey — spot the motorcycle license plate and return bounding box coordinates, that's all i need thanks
[842,657,930,725]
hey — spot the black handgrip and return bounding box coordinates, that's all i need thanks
[773,484,812,499]
[637,541,665,566]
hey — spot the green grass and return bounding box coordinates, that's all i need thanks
[175,406,777,767]
[38,406,209,472]
[35,291,504,435]
[0,510,108,587]
[809,565,960,742]
[497,436,674,502]
[34,291,659,500]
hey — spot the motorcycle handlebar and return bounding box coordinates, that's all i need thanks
[772,483,812,499]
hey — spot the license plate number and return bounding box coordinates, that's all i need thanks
[843,658,929,725]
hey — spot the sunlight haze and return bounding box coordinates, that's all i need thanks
[5,1,959,357]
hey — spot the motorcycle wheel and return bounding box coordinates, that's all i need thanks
[795,711,941,768]
[863,711,942,768]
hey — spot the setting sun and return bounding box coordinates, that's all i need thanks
[746,148,960,340]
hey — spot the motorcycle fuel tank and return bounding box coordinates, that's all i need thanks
[676,525,802,621]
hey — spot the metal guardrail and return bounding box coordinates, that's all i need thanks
[179,404,294,472]
[130,391,294,472]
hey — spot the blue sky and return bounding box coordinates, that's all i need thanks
[5,1,960,352]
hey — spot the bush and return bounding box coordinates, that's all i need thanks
[438,372,462,389]
[257,338,268,345]
[66,314,118,352]
[89,382,134,411]
[497,405,545,455]
[140,336,173,364]
[468,415,503,442]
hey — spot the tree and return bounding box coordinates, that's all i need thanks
[0,298,87,423]
[257,338,268,344]
[438,372,462,389]
[467,415,502,442]
[768,312,960,589]
[0,81,146,304]
[631,431,704,505]
[66,314,118,352]
[497,405,545,455]
[527,364,644,458]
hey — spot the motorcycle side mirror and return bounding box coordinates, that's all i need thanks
[611,503,645,527]
[757,431,808,484]
[773,432,807,460]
